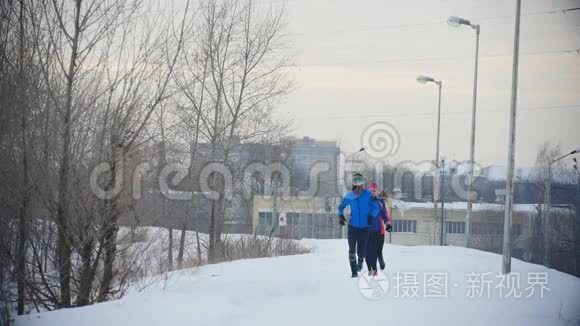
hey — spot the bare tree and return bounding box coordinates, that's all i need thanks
[174,0,292,262]
[0,0,295,314]
[0,0,194,312]
[0,0,48,315]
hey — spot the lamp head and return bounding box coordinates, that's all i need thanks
[417,75,434,84]
[447,16,471,28]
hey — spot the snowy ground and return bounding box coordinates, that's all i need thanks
[16,240,580,326]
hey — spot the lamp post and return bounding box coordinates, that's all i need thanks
[544,147,580,267]
[341,147,366,191]
[345,147,365,160]
[447,16,480,249]
[417,75,443,245]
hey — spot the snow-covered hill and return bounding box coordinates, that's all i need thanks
[16,240,580,326]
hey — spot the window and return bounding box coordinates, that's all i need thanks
[327,214,336,226]
[259,212,272,225]
[446,222,465,234]
[472,223,521,236]
[286,213,299,225]
[312,213,325,227]
[303,213,311,227]
[512,224,522,237]
[393,220,417,233]
[325,196,332,212]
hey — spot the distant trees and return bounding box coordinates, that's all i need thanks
[532,142,577,274]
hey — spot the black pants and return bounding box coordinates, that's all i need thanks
[366,231,382,272]
[377,233,385,268]
[348,225,369,273]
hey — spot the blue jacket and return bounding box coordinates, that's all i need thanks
[338,189,379,228]
[369,197,389,232]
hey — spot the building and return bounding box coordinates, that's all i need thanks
[286,137,340,196]
[251,195,541,260]
[252,195,342,239]
[388,201,535,258]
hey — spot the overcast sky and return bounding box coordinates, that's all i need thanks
[269,0,580,168]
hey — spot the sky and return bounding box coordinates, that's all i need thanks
[270,0,580,168]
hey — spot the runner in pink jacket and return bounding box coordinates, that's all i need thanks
[365,183,392,274]
[377,190,392,270]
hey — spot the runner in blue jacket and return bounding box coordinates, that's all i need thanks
[338,173,379,277]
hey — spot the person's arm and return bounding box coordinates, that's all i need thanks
[338,196,348,216]
[338,196,349,225]
[385,200,392,224]
[382,198,393,232]
[379,199,388,223]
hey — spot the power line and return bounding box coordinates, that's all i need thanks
[289,21,445,37]
[290,104,580,121]
[296,48,580,67]
[287,8,580,38]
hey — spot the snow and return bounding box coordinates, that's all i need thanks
[115,227,285,280]
[16,240,580,326]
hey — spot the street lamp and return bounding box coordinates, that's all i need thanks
[544,147,580,267]
[447,15,480,249]
[417,75,443,245]
[345,147,365,160]
[417,76,435,84]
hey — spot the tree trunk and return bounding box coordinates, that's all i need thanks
[208,201,217,263]
[167,228,173,272]
[17,199,27,315]
[97,223,118,302]
[16,0,28,315]
[56,0,83,308]
[177,223,187,269]
[97,149,122,303]
[76,238,95,306]
[196,229,202,266]
[56,227,72,307]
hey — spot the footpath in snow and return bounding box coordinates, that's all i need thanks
[16,240,580,326]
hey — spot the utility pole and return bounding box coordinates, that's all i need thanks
[272,176,279,236]
[574,161,579,276]
[544,165,552,267]
[502,0,522,275]
[440,159,446,246]
[573,158,580,276]
[434,82,442,246]
[389,199,393,244]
